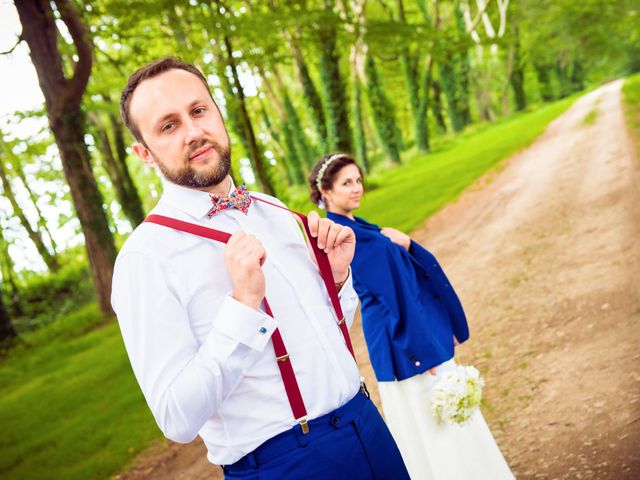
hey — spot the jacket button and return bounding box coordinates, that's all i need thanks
[331,415,340,426]
[423,272,430,279]
[433,294,441,300]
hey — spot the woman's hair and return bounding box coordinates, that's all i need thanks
[308,152,363,206]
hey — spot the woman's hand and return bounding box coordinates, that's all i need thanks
[380,227,411,251]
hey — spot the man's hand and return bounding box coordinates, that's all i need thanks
[307,211,355,283]
[224,231,266,311]
[380,227,411,251]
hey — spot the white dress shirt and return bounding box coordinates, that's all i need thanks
[111,179,361,465]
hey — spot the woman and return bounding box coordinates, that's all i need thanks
[308,152,514,479]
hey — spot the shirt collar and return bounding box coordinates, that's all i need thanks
[159,176,236,220]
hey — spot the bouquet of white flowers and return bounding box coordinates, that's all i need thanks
[430,365,485,426]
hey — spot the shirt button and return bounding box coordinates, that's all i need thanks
[415,361,421,367]
[259,327,267,334]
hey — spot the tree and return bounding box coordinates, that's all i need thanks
[317,6,353,153]
[14,0,117,315]
[0,284,16,342]
[0,148,60,272]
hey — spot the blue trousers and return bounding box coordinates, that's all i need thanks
[222,391,409,479]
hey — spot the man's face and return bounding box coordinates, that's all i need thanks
[129,68,231,190]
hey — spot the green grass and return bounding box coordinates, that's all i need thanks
[355,96,577,232]
[582,108,598,125]
[622,72,640,147]
[0,93,579,480]
[0,305,161,480]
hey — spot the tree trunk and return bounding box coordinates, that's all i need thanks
[223,36,275,195]
[89,113,145,227]
[365,55,403,164]
[290,39,328,150]
[0,216,22,316]
[1,138,59,256]
[15,0,116,315]
[398,0,430,152]
[0,285,16,342]
[317,19,353,153]
[0,159,60,271]
[352,74,369,173]
[509,26,527,111]
[431,80,448,132]
[535,64,554,102]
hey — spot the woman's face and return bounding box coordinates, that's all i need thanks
[323,163,364,215]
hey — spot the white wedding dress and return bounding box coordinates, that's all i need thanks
[377,359,515,479]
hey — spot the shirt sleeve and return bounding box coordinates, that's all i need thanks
[111,250,277,444]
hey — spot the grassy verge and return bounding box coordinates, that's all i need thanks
[622,73,640,149]
[357,96,577,232]
[0,306,160,480]
[0,93,579,480]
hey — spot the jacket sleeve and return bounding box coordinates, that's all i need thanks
[409,241,469,342]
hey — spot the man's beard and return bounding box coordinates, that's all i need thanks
[154,139,231,189]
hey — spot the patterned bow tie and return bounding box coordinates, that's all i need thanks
[208,184,252,217]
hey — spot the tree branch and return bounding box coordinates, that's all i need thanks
[0,35,23,55]
[55,0,92,106]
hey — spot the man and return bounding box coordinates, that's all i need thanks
[112,57,409,479]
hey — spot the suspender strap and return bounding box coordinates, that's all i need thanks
[145,214,312,429]
[250,196,356,360]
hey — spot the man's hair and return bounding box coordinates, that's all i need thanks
[120,56,212,143]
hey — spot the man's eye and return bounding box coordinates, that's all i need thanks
[194,107,206,115]
[161,123,175,132]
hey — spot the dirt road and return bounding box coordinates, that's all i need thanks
[118,80,640,479]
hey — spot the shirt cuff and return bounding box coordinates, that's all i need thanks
[212,296,278,352]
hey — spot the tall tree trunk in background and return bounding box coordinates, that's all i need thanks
[352,74,369,172]
[15,0,116,315]
[570,59,585,93]
[290,38,328,150]
[89,113,145,227]
[535,64,555,101]
[317,11,353,153]
[397,0,430,151]
[454,4,472,126]
[0,216,22,316]
[365,55,403,163]
[106,100,146,224]
[0,160,60,272]
[0,286,16,342]
[509,25,527,111]
[431,80,448,132]
[223,36,275,195]
[1,139,59,256]
[439,60,464,132]
[282,90,316,172]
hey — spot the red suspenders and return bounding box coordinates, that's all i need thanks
[144,197,357,434]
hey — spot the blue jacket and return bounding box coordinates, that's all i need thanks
[328,213,469,381]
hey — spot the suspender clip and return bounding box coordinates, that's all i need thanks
[297,417,310,434]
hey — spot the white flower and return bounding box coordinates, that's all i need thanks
[430,364,485,426]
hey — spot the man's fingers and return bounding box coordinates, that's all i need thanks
[307,210,320,237]
[316,218,332,249]
[323,223,341,252]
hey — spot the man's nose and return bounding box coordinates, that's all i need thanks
[185,119,205,144]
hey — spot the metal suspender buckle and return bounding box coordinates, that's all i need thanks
[298,417,310,434]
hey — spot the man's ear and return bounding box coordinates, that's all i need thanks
[132,142,155,167]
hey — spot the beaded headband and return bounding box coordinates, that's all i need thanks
[315,153,347,192]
